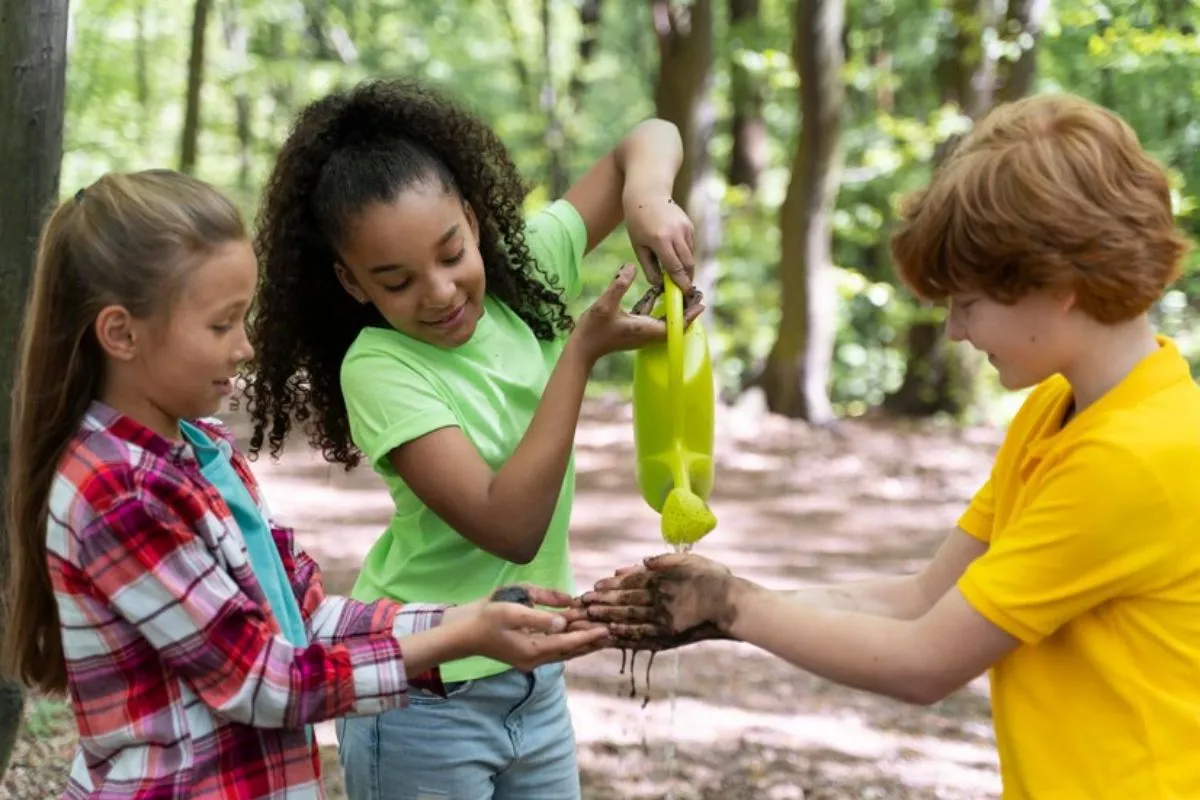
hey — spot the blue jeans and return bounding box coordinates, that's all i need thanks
[334,663,581,800]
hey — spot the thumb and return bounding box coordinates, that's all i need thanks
[645,553,688,571]
[601,263,637,308]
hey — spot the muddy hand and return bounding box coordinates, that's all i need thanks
[630,283,705,324]
[582,552,736,637]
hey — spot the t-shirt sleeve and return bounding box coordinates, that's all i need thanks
[957,475,996,543]
[957,441,1178,645]
[340,344,458,471]
[523,198,588,302]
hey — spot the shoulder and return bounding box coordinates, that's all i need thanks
[524,199,588,244]
[51,424,197,554]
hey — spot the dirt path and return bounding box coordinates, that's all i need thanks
[4,397,1004,799]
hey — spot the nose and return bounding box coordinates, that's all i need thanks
[945,308,968,343]
[424,274,458,308]
[235,325,255,364]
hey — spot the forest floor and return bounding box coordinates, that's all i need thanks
[4,394,1004,799]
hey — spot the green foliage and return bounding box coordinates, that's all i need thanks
[57,0,1200,418]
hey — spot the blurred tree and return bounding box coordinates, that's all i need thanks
[0,0,71,779]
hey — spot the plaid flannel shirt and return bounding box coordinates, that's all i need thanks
[48,403,447,799]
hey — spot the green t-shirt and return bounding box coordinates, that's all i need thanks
[340,199,588,682]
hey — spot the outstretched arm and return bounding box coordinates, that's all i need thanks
[725,580,1017,705]
[785,528,987,620]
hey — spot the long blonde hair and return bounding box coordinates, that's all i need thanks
[2,169,245,694]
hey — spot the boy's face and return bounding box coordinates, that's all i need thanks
[946,289,1078,390]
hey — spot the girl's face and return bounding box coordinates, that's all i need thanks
[945,287,1078,391]
[333,182,488,349]
[96,239,258,439]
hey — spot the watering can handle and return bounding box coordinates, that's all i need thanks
[663,279,689,491]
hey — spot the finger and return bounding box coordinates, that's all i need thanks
[558,607,590,625]
[608,623,662,641]
[586,604,659,624]
[635,246,663,287]
[502,605,568,634]
[533,626,611,657]
[657,241,692,293]
[565,619,609,633]
[618,314,669,345]
[672,233,696,282]
[614,564,645,577]
[593,571,654,592]
[580,589,654,607]
[520,585,576,608]
[645,553,689,571]
[683,303,706,327]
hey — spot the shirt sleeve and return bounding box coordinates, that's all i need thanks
[957,440,1179,644]
[275,523,448,696]
[523,199,589,302]
[341,346,458,472]
[77,483,418,727]
[957,476,996,543]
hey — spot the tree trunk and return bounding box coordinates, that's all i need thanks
[757,0,844,424]
[649,0,718,305]
[885,0,1005,418]
[998,0,1049,103]
[135,0,150,152]
[726,0,766,190]
[541,0,568,198]
[220,0,252,193]
[179,0,211,175]
[0,0,70,779]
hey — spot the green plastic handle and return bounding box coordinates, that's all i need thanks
[663,279,689,492]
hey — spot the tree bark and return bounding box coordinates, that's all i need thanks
[541,0,568,198]
[726,0,766,190]
[649,0,719,306]
[0,0,70,778]
[179,0,211,175]
[757,0,845,424]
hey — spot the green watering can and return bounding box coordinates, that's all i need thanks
[632,279,717,547]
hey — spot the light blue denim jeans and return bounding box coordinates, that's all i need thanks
[334,662,581,800]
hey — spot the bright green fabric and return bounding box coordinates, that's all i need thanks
[340,199,588,682]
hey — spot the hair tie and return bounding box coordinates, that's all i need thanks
[73,187,86,204]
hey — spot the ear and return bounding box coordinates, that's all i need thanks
[334,262,370,304]
[1050,285,1078,314]
[94,305,139,361]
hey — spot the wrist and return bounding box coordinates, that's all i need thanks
[563,330,599,371]
[720,577,761,639]
[437,606,481,662]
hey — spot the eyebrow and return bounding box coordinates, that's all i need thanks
[367,223,461,275]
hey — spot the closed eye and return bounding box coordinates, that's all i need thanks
[444,248,466,266]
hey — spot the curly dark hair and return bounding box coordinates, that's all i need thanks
[243,77,574,469]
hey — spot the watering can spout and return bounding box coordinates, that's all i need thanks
[632,279,717,546]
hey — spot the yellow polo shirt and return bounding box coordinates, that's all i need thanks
[957,336,1200,799]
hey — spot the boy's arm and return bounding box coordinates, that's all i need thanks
[726,581,1018,705]
[787,528,988,619]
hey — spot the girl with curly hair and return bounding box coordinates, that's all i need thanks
[245,77,701,799]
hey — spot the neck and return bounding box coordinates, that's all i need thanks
[1060,315,1159,414]
[101,368,181,442]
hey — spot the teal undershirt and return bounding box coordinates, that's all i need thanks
[179,421,312,741]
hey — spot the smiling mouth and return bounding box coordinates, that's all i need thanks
[424,304,466,328]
